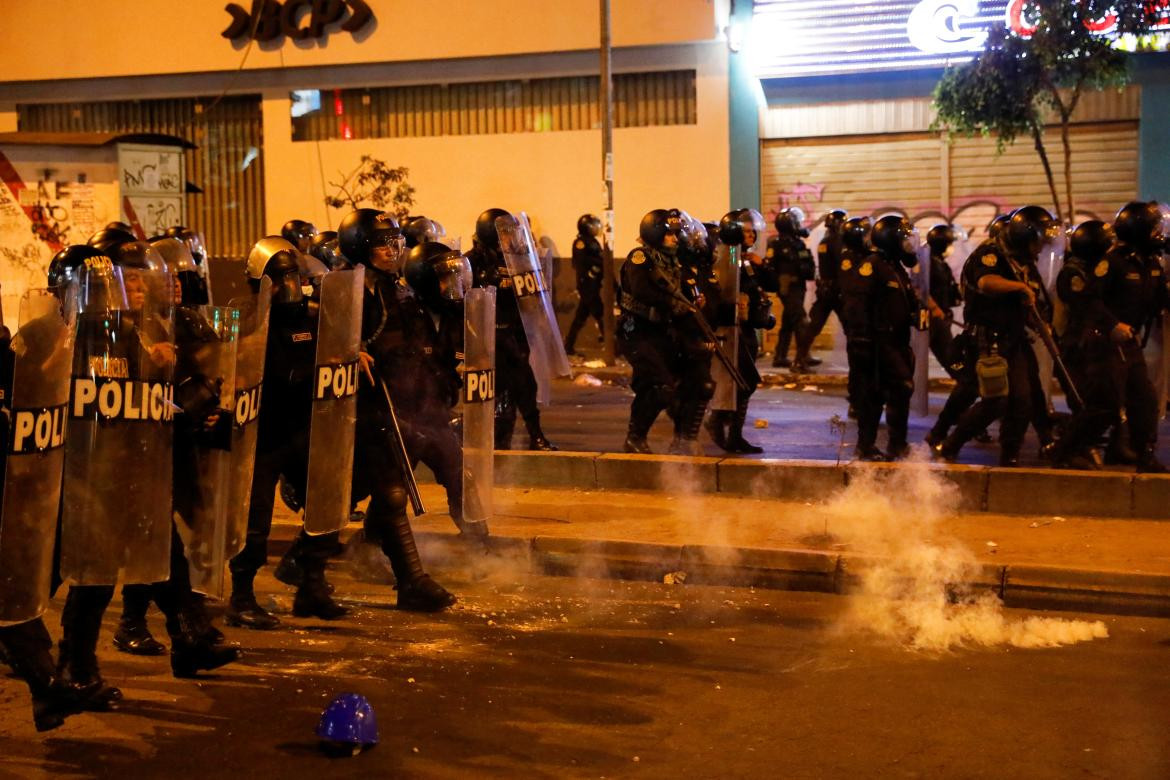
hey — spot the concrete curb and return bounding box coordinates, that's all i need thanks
[492,450,1170,520]
[267,528,1170,618]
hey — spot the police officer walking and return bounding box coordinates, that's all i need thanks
[767,208,814,371]
[564,214,606,356]
[793,208,846,371]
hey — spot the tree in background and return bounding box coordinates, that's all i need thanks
[933,1,1167,223]
[325,155,416,221]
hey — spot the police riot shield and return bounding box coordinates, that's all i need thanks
[174,306,239,596]
[60,266,176,585]
[1032,234,1065,409]
[303,268,364,535]
[462,287,496,531]
[495,213,572,405]
[225,278,271,563]
[911,242,932,417]
[0,288,77,625]
[1155,204,1170,419]
[710,243,741,412]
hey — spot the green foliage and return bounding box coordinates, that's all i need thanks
[325,155,416,221]
[932,0,1163,222]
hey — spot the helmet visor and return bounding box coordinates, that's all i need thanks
[436,253,474,301]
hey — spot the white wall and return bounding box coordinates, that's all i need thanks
[263,42,731,257]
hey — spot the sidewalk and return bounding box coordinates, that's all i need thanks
[273,481,1170,618]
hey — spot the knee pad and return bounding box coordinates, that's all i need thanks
[697,379,716,402]
[651,383,675,410]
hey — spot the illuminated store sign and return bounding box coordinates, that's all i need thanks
[750,0,1169,79]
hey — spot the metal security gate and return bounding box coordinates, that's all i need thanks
[18,96,264,261]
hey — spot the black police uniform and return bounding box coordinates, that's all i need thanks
[565,232,605,354]
[939,243,1051,464]
[1090,242,1167,466]
[795,229,844,366]
[840,250,918,457]
[353,268,455,609]
[765,234,813,367]
[671,240,720,450]
[466,242,550,449]
[928,249,964,376]
[619,245,689,444]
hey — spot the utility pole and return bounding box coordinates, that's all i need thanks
[600,0,617,365]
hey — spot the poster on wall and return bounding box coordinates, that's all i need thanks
[0,156,118,323]
[118,144,186,239]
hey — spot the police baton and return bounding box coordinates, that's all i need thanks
[359,360,426,517]
[671,292,750,392]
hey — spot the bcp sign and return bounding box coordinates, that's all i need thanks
[223,0,374,43]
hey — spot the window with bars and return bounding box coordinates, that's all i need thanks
[290,70,697,142]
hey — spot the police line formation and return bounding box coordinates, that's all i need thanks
[0,200,1167,740]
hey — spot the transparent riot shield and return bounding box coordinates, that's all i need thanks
[462,287,496,531]
[710,243,741,412]
[174,306,239,596]
[303,268,364,535]
[225,278,271,563]
[60,266,175,585]
[1031,235,1065,409]
[1155,204,1170,419]
[911,243,932,417]
[495,213,571,405]
[0,288,77,625]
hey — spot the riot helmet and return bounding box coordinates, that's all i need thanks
[1069,220,1115,264]
[926,224,957,257]
[246,236,303,305]
[717,211,744,246]
[338,209,406,273]
[105,220,135,234]
[475,208,511,250]
[679,212,708,253]
[736,208,767,251]
[150,236,208,305]
[1114,201,1163,250]
[703,221,720,252]
[48,245,111,289]
[281,219,319,253]
[577,213,602,238]
[987,214,1011,242]
[639,209,683,254]
[401,216,446,249]
[310,230,349,270]
[1003,206,1058,259]
[774,207,809,238]
[163,226,209,267]
[88,227,137,255]
[823,209,848,234]
[316,693,378,754]
[405,241,474,310]
[842,217,873,253]
[871,215,920,266]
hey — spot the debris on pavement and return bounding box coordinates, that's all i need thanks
[754,419,769,429]
[663,571,688,585]
[573,373,603,387]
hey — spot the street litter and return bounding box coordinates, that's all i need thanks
[573,373,603,387]
[754,419,768,429]
[663,571,688,585]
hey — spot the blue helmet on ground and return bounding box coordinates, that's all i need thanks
[316,693,378,754]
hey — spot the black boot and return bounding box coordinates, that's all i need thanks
[1137,447,1168,474]
[169,609,241,679]
[725,402,763,454]
[525,415,558,451]
[564,323,583,356]
[225,576,281,630]
[59,587,122,711]
[772,333,792,368]
[383,513,456,612]
[273,545,307,588]
[293,566,349,621]
[3,624,91,732]
[113,585,167,656]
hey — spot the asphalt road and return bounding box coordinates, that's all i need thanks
[3,560,1169,779]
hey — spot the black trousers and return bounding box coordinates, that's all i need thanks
[566,285,603,349]
[796,281,840,361]
[230,427,310,582]
[402,415,463,523]
[620,318,677,439]
[850,337,914,452]
[775,279,808,362]
[948,337,1041,461]
[495,325,541,445]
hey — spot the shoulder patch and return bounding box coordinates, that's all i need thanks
[574,240,584,249]
[840,259,852,272]
[981,254,998,268]
[765,248,774,259]
[1094,260,1109,277]
[630,251,646,265]
[1070,276,1085,293]
[859,262,873,277]
[1126,272,1141,280]
[887,280,900,289]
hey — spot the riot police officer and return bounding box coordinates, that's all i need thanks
[936,206,1058,466]
[670,212,719,455]
[1047,220,1117,469]
[707,209,775,454]
[793,208,846,371]
[841,215,921,460]
[466,208,556,451]
[401,216,447,249]
[564,213,606,356]
[1089,202,1168,472]
[227,237,348,629]
[766,208,814,370]
[339,209,457,610]
[310,230,349,270]
[619,209,690,453]
[924,224,964,373]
